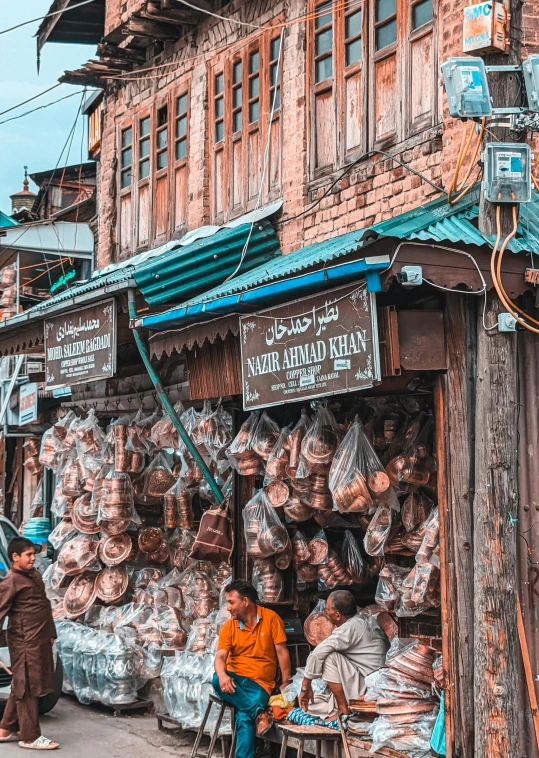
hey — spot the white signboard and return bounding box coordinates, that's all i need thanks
[19,382,38,425]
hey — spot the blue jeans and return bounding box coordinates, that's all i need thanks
[212,672,270,758]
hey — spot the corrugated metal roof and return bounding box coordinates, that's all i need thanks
[133,219,281,306]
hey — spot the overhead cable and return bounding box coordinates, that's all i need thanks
[0,0,97,36]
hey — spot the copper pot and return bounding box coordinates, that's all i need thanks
[163,493,179,529]
[83,470,97,493]
[310,491,333,511]
[129,452,145,474]
[258,526,288,556]
[100,518,131,535]
[138,527,164,554]
[1,268,16,287]
[135,567,164,589]
[146,465,176,498]
[62,462,83,496]
[58,536,99,576]
[113,424,128,449]
[302,426,339,471]
[95,565,129,602]
[333,470,373,513]
[367,470,390,494]
[304,609,336,646]
[283,497,315,522]
[265,480,289,508]
[102,475,132,505]
[296,562,319,582]
[252,432,279,461]
[99,533,132,566]
[275,539,292,570]
[149,541,170,564]
[177,490,193,530]
[246,532,266,558]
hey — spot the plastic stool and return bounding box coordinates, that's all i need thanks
[189,693,236,758]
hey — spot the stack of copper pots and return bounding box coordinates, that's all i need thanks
[62,460,84,497]
[332,469,373,513]
[114,425,131,473]
[253,557,284,602]
[100,473,133,521]
[309,473,332,511]
[318,550,353,587]
[301,424,339,474]
[39,432,60,468]
[386,455,430,487]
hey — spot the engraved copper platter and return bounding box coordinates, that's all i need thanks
[63,572,97,618]
[95,565,129,602]
[100,518,131,536]
[57,536,99,576]
[99,533,132,566]
[304,610,335,646]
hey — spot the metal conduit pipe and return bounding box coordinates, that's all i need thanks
[127,288,224,505]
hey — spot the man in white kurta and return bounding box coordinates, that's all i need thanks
[299,591,389,719]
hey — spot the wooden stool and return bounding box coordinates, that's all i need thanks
[276,722,342,758]
[189,693,236,758]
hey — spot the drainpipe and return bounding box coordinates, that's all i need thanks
[127,288,224,504]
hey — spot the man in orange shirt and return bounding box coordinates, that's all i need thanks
[213,580,291,758]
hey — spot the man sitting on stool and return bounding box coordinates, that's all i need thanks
[213,580,292,758]
[298,590,389,719]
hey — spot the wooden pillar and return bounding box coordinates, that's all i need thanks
[474,289,519,756]
[439,294,476,758]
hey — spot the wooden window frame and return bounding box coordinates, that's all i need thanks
[117,119,134,258]
[136,110,152,251]
[209,31,283,222]
[152,98,170,244]
[307,0,436,179]
[172,84,191,233]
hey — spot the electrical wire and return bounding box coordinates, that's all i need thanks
[0,90,85,127]
[0,83,62,117]
[0,0,97,36]
[447,118,485,205]
[276,149,446,227]
[174,0,264,29]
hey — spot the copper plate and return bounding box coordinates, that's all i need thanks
[265,480,289,508]
[304,611,335,646]
[95,565,129,602]
[99,533,132,566]
[58,536,99,576]
[63,573,96,618]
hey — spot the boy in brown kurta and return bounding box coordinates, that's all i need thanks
[0,537,59,750]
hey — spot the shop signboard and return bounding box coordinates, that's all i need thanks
[44,299,116,389]
[240,283,381,410]
[19,382,38,425]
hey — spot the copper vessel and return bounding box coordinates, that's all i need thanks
[307,536,329,565]
[25,438,41,457]
[216,562,232,588]
[95,565,129,602]
[100,518,131,536]
[310,473,329,494]
[99,501,133,522]
[292,535,311,566]
[265,453,287,479]
[149,541,170,564]
[102,474,132,505]
[190,594,218,618]
[258,525,288,556]
[115,451,132,473]
[135,567,164,588]
[283,497,315,522]
[274,539,292,570]
[265,480,289,508]
[237,454,263,476]
[62,462,83,496]
[138,527,164,554]
[99,533,132,566]
[333,470,373,513]
[296,562,319,582]
[163,493,179,529]
[318,550,353,586]
[310,492,333,511]
[83,469,97,493]
[367,470,390,494]
[39,436,59,468]
[146,464,176,498]
[126,535,139,562]
[63,573,97,618]
[302,426,339,472]
[189,619,213,652]
[58,536,99,575]
[254,558,284,602]
[287,429,303,471]
[304,609,335,646]
[177,490,194,530]
[129,452,145,474]
[71,494,100,535]
[252,429,279,462]
[402,493,432,533]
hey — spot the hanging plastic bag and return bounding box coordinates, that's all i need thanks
[48,521,79,551]
[401,492,434,533]
[250,411,280,462]
[386,416,436,490]
[292,530,311,567]
[318,550,353,589]
[341,529,366,583]
[53,410,77,441]
[75,409,105,456]
[416,506,440,565]
[202,400,233,462]
[97,469,135,524]
[307,529,329,565]
[226,411,263,475]
[171,529,197,571]
[164,477,194,530]
[297,402,340,477]
[243,490,288,558]
[61,452,85,497]
[303,599,336,646]
[286,410,311,477]
[283,496,315,523]
[364,505,393,556]
[39,428,62,471]
[264,426,291,481]
[375,564,409,611]
[151,400,185,450]
[142,451,176,498]
[252,557,285,603]
[30,479,45,517]
[329,418,389,513]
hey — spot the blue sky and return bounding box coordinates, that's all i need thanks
[0,1,95,213]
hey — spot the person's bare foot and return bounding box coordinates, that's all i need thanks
[255,710,273,737]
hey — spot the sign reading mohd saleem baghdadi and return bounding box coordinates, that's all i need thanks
[45,299,116,389]
[240,283,380,410]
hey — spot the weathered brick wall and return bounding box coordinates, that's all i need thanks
[96,0,524,269]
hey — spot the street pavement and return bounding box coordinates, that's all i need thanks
[0,696,205,757]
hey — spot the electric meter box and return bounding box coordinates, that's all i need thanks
[441,57,492,119]
[462,2,507,55]
[482,143,532,203]
[523,55,539,112]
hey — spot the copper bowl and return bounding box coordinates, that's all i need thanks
[138,527,164,555]
[399,461,430,486]
[71,494,101,535]
[146,466,176,498]
[95,565,129,602]
[99,533,132,566]
[149,541,170,564]
[100,518,131,536]
[58,536,99,576]
[304,609,336,646]
[308,536,329,565]
[296,562,319,582]
[265,480,289,508]
[333,470,372,513]
[283,497,315,522]
[63,573,97,618]
[258,526,288,556]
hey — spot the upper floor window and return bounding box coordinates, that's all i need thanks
[210,32,283,222]
[156,105,168,170]
[138,116,150,179]
[175,93,189,160]
[120,127,132,190]
[309,0,436,176]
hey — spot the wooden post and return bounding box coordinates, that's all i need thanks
[474,289,519,756]
[439,294,476,758]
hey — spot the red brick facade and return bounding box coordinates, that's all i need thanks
[94,0,534,270]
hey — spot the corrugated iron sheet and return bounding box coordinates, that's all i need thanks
[133,220,281,307]
[517,330,539,758]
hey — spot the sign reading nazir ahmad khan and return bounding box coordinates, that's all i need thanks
[45,299,116,389]
[240,283,380,410]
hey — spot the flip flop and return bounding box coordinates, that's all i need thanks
[0,733,20,742]
[18,736,59,750]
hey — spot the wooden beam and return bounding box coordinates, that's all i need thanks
[124,17,183,38]
[474,288,519,756]
[440,294,476,758]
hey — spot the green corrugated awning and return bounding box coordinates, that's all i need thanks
[132,219,281,307]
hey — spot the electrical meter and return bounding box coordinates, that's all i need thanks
[441,57,492,119]
[482,143,532,203]
[523,55,539,112]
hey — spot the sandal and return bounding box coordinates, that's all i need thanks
[18,736,59,750]
[0,732,20,742]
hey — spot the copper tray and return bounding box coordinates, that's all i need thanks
[63,573,96,618]
[99,533,132,566]
[58,536,99,575]
[95,565,129,602]
[304,611,335,646]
